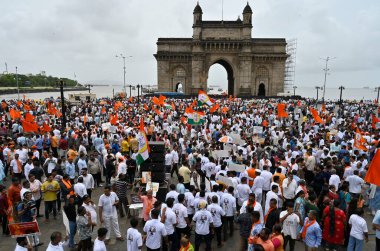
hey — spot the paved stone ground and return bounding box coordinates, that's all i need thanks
[0,181,377,251]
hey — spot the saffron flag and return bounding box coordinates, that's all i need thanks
[110,114,119,125]
[154,109,161,116]
[41,123,51,133]
[187,111,205,125]
[158,95,166,104]
[152,96,162,106]
[221,107,229,114]
[143,104,149,111]
[372,114,380,129]
[9,109,21,120]
[22,120,39,133]
[101,107,106,114]
[24,113,35,123]
[136,118,149,166]
[114,101,123,110]
[185,106,195,115]
[354,128,367,151]
[309,107,324,124]
[171,102,176,111]
[210,104,220,113]
[198,90,214,106]
[277,104,288,118]
[24,104,31,111]
[365,150,380,186]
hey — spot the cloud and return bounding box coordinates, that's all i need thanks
[0,0,379,90]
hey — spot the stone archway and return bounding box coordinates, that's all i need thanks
[208,59,235,95]
[154,2,288,96]
[175,82,183,92]
[258,83,266,96]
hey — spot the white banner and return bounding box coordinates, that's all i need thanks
[228,163,246,173]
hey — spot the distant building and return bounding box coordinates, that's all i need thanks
[155,2,288,96]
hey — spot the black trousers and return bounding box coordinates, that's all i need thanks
[56,192,61,211]
[44,200,57,219]
[283,235,296,251]
[1,214,9,234]
[78,237,92,251]
[171,163,179,178]
[195,233,211,251]
[118,197,129,217]
[376,237,380,251]
[35,198,42,216]
[92,173,102,187]
[162,232,179,251]
[87,189,92,198]
[222,216,234,241]
[176,226,191,243]
[213,226,222,245]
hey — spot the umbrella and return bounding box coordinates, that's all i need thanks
[219,136,234,144]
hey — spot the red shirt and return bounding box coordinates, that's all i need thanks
[8,184,21,205]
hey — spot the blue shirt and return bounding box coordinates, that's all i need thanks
[300,217,322,248]
[66,162,76,179]
[35,138,44,150]
[176,183,186,194]
[373,210,380,239]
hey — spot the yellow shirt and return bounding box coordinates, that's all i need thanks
[41,180,60,201]
[178,166,191,183]
[51,136,59,148]
[121,140,130,152]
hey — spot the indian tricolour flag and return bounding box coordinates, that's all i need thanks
[198,90,214,106]
[187,111,205,125]
[163,103,172,109]
[136,118,149,165]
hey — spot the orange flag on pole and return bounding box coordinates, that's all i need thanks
[221,107,229,114]
[110,114,119,125]
[41,123,51,133]
[277,104,288,118]
[143,104,149,111]
[114,101,123,110]
[24,113,35,123]
[21,120,39,133]
[372,114,380,129]
[154,109,161,116]
[354,128,367,151]
[365,150,380,186]
[152,97,161,106]
[24,104,31,111]
[210,104,220,113]
[309,107,324,124]
[9,109,21,120]
[171,102,176,111]
[158,95,166,105]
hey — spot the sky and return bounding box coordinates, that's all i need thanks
[0,0,379,91]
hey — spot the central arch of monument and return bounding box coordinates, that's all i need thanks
[154,2,288,96]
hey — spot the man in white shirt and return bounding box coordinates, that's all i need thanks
[98,186,123,241]
[193,200,213,251]
[170,147,179,178]
[161,198,178,251]
[14,236,32,251]
[252,169,264,204]
[346,170,364,197]
[236,177,251,208]
[265,185,279,214]
[165,150,173,173]
[46,231,69,251]
[184,186,195,221]
[74,177,88,202]
[280,202,300,251]
[43,153,57,175]
[79,168,95,198]
[329,169,341,191]
[282,173,297,206]
[93,227,108,251]
[126,218,143,251]
[143,209,168,251]
[221,186,236,241]
[348,208,368,250]
[24,158,34,181]
[173,194,191,241]
[117,157,127,176]
[207,196,225,247]
[166,184,179,203]
[240,193,264,224]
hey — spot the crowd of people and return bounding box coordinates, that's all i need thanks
[0,95,379,251]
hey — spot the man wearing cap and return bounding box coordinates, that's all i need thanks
[193,200,214,251]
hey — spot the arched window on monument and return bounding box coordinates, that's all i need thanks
[174,67,186,92]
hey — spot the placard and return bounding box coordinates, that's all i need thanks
[101,122,111,131]
[212,150,230,159]
[253,126,263,135]
[217,176,236,189]
[9,221,40,237]
[109,126,117,133]
[141,172,151,184]
[146,182,159,197]
[130,194,143,204]
[228,163,246,173]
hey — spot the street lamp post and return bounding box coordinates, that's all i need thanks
[338,85,345,103]
[315,86,322,101]
[59,80,67,130]
[375,87,380,103]
[116,54,132,97]
[126,84,133,97]
[16,66,19,100]
[321,56,336,103]
[137,84,141,103]
[293,86,297,96]
[84,84,93,93]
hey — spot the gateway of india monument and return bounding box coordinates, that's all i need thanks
[154,2,288,96]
